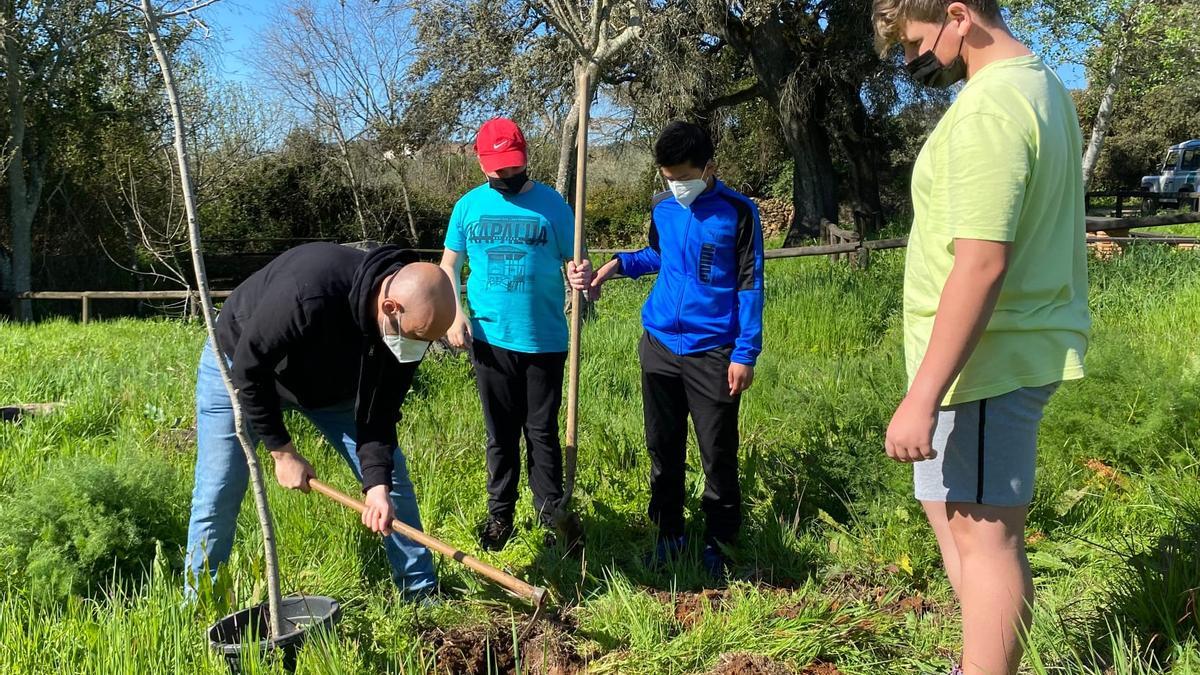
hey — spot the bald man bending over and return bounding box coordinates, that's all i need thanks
[185,243,456,599]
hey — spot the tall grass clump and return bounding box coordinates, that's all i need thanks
[0,456,189,598]
[1096,496,1200,667]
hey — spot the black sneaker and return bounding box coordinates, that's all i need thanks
[701,545,728,582]
[643,535,687,569]
[479,515,514,552]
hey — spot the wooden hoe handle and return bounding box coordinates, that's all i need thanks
[308,479,548,608]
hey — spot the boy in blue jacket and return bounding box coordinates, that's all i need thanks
[580,121,765,578]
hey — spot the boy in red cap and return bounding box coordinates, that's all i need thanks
[439,118,592,551]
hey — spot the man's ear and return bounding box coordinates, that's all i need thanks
[381,297,402,316]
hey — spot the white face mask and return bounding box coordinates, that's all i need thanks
[382,332,430,364]
[667,171,711,208]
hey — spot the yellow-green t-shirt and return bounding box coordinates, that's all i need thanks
[904,55,1090,405]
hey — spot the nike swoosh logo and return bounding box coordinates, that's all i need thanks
[493,141,508,150]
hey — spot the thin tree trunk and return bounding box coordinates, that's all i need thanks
[337,142,370,241]
[557,65,600,205]
[3,17,38,321]
[8,198,34,321]
[555,98,581,198]
[1082,46,1125,190]
[140,0,286,639]
[389,159,420,245]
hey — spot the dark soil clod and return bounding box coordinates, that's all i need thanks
[654,589,728,629]
[708,651,798,674]
[425,615,585,675]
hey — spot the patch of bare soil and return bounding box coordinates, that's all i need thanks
[424,616,585,675]
[653,589,728,628]
[520,624,585,675]
[893,594,928,617]
[823,572,944,620]
[427,624,517,675]
[708,651,797,675]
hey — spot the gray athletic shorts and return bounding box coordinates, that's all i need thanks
[913,383,1059,507]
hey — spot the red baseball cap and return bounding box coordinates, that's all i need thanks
[475,118,527,173]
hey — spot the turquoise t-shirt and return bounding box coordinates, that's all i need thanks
[445,181,575,354]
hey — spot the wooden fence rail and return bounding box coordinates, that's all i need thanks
[15,211,1200,323]
[14,290,232,324]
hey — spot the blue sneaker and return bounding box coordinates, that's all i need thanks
[701,545,728,581]
[644,535,687,569]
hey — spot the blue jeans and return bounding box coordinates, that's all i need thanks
[185,342,437,597]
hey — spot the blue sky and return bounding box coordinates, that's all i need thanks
[200,1,274,84]
[201,1,1088,91]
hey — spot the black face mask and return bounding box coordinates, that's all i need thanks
[906,20,967,89]
[489,170,529,195]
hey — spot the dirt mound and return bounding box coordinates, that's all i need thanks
[428,625,518,674]
[425,617,585,675]
[708,652,796,674]
[654,589,728,628]
[520,624,585,675]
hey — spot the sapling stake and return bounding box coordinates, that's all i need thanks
[137,0,285,638]
[562,67,590,510]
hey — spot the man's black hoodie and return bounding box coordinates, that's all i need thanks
[215,242,420,491]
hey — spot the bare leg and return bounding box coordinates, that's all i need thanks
[947,502,1032,675]
[921,499,963,597]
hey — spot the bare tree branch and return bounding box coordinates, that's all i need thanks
[157,0,224,20]
[697,81,763,116]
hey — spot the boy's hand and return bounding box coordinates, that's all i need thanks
[566,259,594,291]
[446,314,473,350]
[362,485,394,534]
[728,362,754,396]
[584,258,622,301]
[271,444,316,492]
[592,258,621,288]
[885,394,938,463]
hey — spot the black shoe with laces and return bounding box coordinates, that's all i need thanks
[479,515,514,552]
[544,511,585,554]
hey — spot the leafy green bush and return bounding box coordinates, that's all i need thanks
[767,161,793,201]
[0,457,189,598]
[586,185,652,248]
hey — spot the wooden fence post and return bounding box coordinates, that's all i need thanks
[81,293,91,324]
[851,245,870,270]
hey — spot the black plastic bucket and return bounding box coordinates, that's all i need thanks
[208,595,341,673]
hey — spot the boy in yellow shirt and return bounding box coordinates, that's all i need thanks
[872,2,1090,674]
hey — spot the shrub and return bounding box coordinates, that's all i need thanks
[0,457,190,598]
[586,185,653,248]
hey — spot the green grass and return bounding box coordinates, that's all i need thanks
[2,246,1200,673]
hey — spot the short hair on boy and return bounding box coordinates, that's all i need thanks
[654,121,714,169]
[872,0,1002,56]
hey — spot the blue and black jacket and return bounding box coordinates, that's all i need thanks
[616,179,765,366]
